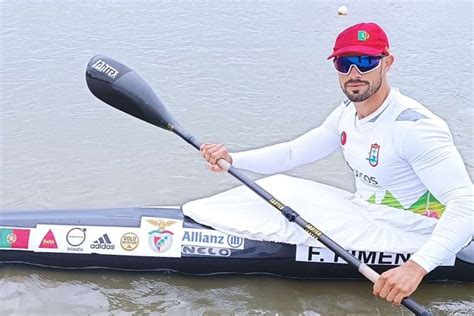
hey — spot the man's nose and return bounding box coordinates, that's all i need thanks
[348,65,362,79]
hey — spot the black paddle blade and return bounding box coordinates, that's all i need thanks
[85,55,177,130]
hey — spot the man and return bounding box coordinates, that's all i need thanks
[200,22,473,304]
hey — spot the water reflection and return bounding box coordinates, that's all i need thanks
[1,267,473,315]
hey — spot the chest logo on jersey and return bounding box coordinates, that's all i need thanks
[366,143,380,167]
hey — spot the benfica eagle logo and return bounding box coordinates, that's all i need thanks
[147,219,176,253]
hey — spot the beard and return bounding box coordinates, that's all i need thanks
[341,72,383,102]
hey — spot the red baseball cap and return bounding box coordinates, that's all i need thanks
[327,22,390,59]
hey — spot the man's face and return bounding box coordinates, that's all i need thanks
[337,56,385,102]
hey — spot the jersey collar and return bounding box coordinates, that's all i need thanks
[355,88,396,127]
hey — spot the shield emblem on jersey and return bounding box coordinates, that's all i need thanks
[366,143,380,167]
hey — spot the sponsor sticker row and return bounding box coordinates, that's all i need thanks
[1,224,456,266]
[0,217,245,259]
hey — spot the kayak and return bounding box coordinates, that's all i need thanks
[0,206,472,281]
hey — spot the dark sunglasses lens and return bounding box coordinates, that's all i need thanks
[357,56,381,72]
[334,57,355,74]
[335,56,381,74]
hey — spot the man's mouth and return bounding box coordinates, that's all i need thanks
[346,82,367,88]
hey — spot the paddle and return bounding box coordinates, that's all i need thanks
[85,55,431,316]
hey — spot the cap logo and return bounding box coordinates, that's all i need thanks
[357,30,370,41]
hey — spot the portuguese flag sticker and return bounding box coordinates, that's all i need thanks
[0,228,30,249]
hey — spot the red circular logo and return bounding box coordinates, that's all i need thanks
[341,131,347,145]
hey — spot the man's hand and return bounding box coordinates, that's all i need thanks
[200,143,233,172]
[373,260,427,304]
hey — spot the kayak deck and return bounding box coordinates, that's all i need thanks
[0,207,472,281]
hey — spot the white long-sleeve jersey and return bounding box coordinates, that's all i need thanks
[231,88,473,273]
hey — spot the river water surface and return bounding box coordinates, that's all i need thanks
[1,1,473,315]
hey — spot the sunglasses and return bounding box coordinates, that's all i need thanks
[334,55,385,75]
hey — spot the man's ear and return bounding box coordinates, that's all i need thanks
[383,55,395,74]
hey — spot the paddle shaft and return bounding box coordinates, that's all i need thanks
[173,125,430,316]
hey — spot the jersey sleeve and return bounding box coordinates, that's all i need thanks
[398,117,473,272]
[231,104,344,174]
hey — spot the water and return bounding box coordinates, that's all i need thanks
[1,0,472,314]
